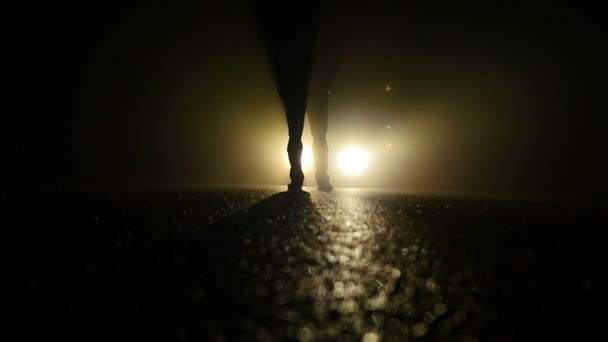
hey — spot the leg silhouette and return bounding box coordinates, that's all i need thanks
[254,1,332,191]
[308,90,333,191]
[285,93,307,191]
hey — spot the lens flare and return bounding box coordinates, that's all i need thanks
[338,146,369,175]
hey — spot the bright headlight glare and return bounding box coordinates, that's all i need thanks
[338,146,369,175]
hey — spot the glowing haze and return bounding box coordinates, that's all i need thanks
[10,1,607,198]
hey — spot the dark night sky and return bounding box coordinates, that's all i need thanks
[7,1,608,198]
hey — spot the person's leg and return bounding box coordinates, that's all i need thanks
[269,28,315,192]
[284,88,307,191]
[308,90,333,191]
[286,108,305,191]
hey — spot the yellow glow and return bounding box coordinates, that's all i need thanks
[338,146,369,176]
[284,144,314,171]
[302,145,313,171]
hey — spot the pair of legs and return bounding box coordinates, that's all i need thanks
[285,89,332,192]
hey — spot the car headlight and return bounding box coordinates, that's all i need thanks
[337,146,369,176]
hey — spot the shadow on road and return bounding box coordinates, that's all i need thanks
[16,189,606,341]
[163,190,326,340]
[17,189,326,341]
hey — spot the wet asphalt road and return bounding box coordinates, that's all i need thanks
[14,187,605,341]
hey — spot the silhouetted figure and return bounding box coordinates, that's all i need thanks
[253,1,335,192]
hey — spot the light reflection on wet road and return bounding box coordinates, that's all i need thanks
[205,189,480,341]
[18,187,604,341]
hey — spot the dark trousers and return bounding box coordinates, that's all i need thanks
[282,86,330,187]
[308,89,330,184]
[254,1,330,187]
[282,67,333,188]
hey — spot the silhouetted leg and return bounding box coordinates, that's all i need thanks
[253,0,320,191]
[309,91,333,191]
[286,98,306,191]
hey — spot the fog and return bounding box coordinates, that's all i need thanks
[8,1,607,198]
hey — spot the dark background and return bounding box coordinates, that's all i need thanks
[7,1,607,198]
